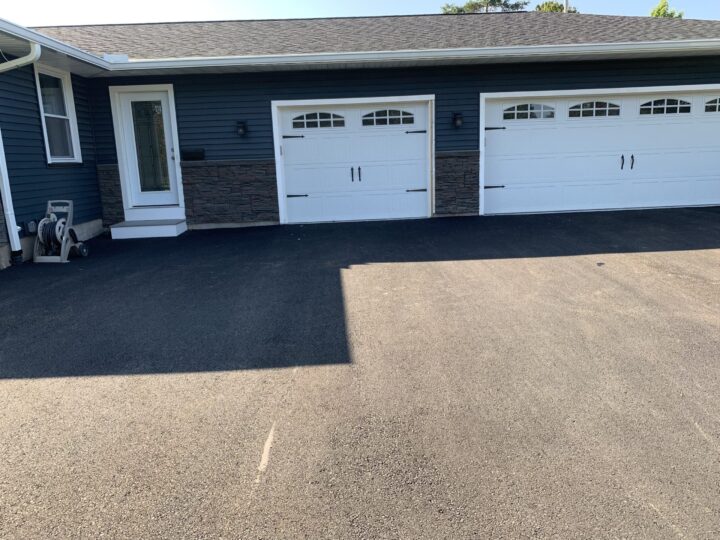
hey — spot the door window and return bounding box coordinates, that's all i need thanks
[705,98,720,112]
[292,112,345,128]
[362,109,414,126]
[503,104,555,120]
[568,101,621,118]
[131,101,170,192]
[639,98,691,115]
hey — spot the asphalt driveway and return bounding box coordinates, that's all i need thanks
[1,208,720,538]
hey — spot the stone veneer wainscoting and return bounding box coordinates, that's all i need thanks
[181,160,279,225]
[97,164,124,227]
[434,150,480,216]
[96,152,480,229]
[97,160,280,228]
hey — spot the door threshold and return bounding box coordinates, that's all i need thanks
[130,204,181,209]
[110,219,187,239]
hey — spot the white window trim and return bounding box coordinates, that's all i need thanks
[34,64,82,164]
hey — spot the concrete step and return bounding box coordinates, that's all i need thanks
[110,219,188,239]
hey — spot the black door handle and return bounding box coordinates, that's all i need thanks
[351,167,354,182]
[631,154,635,170]
[358,167,362,182]
[621,154,625,170]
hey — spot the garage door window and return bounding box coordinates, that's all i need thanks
[705,98,720,112]
[569,101,621,118]
[503,104,555,120]
[292,112,345,129]
[362,109,414,126]
[640,98,691,115]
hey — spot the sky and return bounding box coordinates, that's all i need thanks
[2,0,719,27]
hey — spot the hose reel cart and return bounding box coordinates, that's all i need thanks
[33,200,89,263]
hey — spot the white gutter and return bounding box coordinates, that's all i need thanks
[113,39,720,71]
[0,41,41,72]
[0,42,40,260]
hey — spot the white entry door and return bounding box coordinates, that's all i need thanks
[276,99,432,224]
[483,91,720,214]
[111,86,182,210]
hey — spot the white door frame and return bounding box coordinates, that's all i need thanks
[271,94,435,224]
[109,84,185,221]
[479,83,720,215]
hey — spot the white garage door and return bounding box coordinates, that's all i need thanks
[277,100,431,224]
[484,91,720,214]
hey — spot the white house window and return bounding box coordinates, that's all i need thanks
[362,109,414,126]
[35,66,82,163]
[705,98,720,112]
[569,101,621,118]
[503,104,555,120]
[639,98,691,115]
[292,112,345,128]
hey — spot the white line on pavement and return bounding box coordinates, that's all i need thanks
[254,421,277,484]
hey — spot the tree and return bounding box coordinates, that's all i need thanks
[535,1,578,12]
[650,0,683,18]
[442,0,529,13]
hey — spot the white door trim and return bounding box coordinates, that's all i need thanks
[271,94,435,224]
[109,84,185,221]
[478,83,720,215]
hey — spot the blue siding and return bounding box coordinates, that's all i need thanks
[89,56,720,164]
[0,65,101,231]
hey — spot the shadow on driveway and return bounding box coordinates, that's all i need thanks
[1,206,719,379]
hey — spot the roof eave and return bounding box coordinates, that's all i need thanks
[3,17,720,75]
[0,17,110,69]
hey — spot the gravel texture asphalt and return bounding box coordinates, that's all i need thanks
[1,208,720,539]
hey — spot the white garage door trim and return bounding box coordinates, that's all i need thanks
[271,95,435,224]
[479,83,720,215]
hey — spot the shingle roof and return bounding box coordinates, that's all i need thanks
[32,12,720,61]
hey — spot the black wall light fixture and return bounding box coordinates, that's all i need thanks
[452,113,464,128]
[237,121,248,137]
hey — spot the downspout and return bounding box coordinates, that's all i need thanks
[0,42,41,263]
